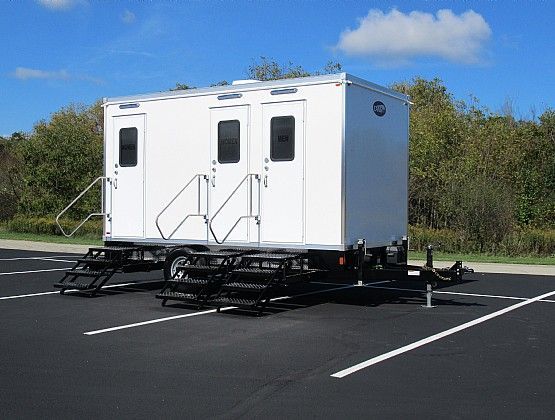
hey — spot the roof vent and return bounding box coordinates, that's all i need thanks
[231,79,260,85]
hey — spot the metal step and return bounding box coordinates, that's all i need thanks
[167,277,210,285]
[156,291,197,301]
[223,282,267,291]
[188,250,244,258]
[65,270,107,278]
[242,253,302,261]
[53,281,93,290]
[88,246,140,253]
[78,258,113,266]
[213,297,258,307]
[232,267,278,276]
[176,265,220,273]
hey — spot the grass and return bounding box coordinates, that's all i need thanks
[409,251,555,265]
[0,229,102,246]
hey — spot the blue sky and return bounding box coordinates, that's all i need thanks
[1,0,554,135]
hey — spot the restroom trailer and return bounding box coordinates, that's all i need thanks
[56,73,466,312]
[102,73,409,251]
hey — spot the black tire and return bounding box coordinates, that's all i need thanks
[163,248,191,280]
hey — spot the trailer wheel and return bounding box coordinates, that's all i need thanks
[163,248,191,280]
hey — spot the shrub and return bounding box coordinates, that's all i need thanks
[6,215,103,238]
[409,225,554,257]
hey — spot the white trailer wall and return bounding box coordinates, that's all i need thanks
[344,81,408,247]
[104,79,345,249]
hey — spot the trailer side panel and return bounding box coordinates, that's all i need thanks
[344,83,408,248]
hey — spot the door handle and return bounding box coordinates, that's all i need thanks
[114,178,118,189]
[211,175,216,187]
[264,175,268,188]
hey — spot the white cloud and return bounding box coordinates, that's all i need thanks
[14,67,70,80]
[13,67,103,84]
[336,9,492,65]
[37,0,77,10]
[122,9,136,24]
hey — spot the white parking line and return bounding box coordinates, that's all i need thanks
[364,284,555,304]
[331,289,555,378]
[84,308,232,335]
[83,280,392,336]
[0,291,60,300]
[0,267,73,276]
[0,255,78,261]
[0,280,162,300]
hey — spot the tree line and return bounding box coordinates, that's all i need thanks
[0,58,553,254]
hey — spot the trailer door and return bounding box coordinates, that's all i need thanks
[111,114,145,238]
[209,105,250,243]
[261,101,305,244]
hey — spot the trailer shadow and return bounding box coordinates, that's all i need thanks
[61,277,482,318]
[216,281,485,317]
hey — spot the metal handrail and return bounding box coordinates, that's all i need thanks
[55,176,110,237]
[155,174,209,240]
[209,173,260,244]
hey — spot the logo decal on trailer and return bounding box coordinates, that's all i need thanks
[373,101,386,117]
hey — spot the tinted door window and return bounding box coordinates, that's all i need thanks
[270,116,295,161]
[119,127,138,167]
[218,120,240,163]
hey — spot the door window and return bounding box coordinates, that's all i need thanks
[218,120,240,163]
[119,127,138,167]
[270,116,295,161]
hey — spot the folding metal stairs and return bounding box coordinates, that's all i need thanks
[156,250,244,308]
[54,246,161,296]
[213,252,315,315]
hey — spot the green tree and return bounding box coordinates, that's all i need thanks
[246,57,342,81]
[170,83,195,91]
[0,132,25,219]
[392,77,467,228]
[18,104,103,218]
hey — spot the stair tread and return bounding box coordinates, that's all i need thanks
[89,246,139,252]
[213,297,258,306]
[232,267,278,275]
[65,270,108,277]
[224,282,267,290]
[54,281,93,290]
[167,277,209,285]
[188,250,244,258]
[78,258,113,265]
[156,291,197,301]
[243,253,303,261]
[176,265,220,272]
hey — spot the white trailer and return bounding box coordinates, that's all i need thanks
[101,73,409,252]
[54,73,427,309]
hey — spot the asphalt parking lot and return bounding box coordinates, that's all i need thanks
[0,248,553,419]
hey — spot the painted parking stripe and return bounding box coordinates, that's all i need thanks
[84,308,232,335]
[0,255,78,261]
[366,284,527,301]
[37,258,77,263]
[0,280,162,300]
[0,267,73,276]
[0,257,76,263]
[83,280,392,336]
[331,289,555,378]
[364,284,555,303]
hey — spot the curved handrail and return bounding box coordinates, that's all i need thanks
[209,173,260,244]
[155,174,208,240]
[55,176,110,237]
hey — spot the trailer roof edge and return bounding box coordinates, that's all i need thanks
[104,73,408,105]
